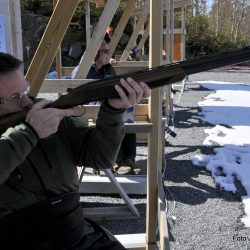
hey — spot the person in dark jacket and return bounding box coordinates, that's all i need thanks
[74,40,142,175]
[0,52,150,249]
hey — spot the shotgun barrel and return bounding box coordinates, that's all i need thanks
[1,46,250,131]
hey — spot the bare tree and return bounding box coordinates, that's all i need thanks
[231,0,248,42]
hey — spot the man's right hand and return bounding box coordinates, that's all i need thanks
[25,99,73,139]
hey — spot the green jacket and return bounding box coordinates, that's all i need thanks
[0,102,125,219]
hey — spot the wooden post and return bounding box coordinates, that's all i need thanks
[53,0,63,98]
[74,0,120,79]
[53,0,62,80]
[170,0,174,62]
[138,23,149,50]
[109,0,136,57]
[26,0,79,97]
[85,0,91,46]
[146,1,162,249]
[181,5,186,60]
[120,0,149,61]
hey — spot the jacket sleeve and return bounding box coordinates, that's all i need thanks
[63,101,125,169]
[0,123,38,185]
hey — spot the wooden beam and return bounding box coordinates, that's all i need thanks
[53,0,62,81]
[138,22,149,49]
[158,173,170,249]
[82,206,139,220]
[109,0,136,57]
[79,174,147,194]
[180,5,186,60]
[120,0,149,61]
[26,0,80,97]
[115,233,146,249]
[74,0,120,79]
[85,0,91,46]
[146,0,166,249]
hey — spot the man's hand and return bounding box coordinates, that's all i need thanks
[108,77,151,109]
[25,99,73,139]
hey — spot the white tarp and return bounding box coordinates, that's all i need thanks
[0,15,6,52]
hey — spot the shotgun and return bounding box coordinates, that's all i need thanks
[1,46,250,131]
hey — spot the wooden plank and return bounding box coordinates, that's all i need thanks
[115,233,146,250]
[120,0,149,61]
[158,173,170,249]
[180,5,186,60]
[26,0,80,97]
[103,169,140,217]
[79,175,147,194]
[125,123,152,133]
[85,0,91,46]
[82,206,139,220]
[138,23,149,50]
[88,121,152,133]
[109,0,136,57]
[75,103,149,121]
[62,67,75,76]
[146,1,163,250]
[53,0,62,82]
[74,0,120,79]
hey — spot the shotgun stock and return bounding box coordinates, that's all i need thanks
[1,46,250,131]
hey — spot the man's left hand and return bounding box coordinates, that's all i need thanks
[108,77,151,109]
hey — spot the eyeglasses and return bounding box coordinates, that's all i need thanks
[0,85,30,106]
[98,49,110,54]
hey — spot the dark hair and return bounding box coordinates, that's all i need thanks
[0,52,23,75]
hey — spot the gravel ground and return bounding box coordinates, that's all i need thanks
[80,71,250,249]
[165,71,250,250]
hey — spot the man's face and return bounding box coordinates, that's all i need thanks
[96,43,111,67]
[0,69,33,117]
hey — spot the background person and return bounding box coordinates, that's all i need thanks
[73,40,142,175]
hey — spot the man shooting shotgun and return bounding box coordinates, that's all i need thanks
[0,52,150,250]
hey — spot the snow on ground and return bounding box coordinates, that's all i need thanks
[191,80,250,227]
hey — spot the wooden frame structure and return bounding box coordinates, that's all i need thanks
[19,0,193,249]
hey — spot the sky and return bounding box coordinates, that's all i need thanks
[45,57,250,227]
[191,79,250,227]
[207,0,213,11]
